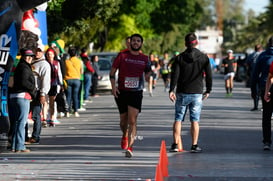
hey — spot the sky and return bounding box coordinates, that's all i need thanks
[244,0,269,14]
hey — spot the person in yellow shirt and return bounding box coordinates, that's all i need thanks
[64,47,83,117]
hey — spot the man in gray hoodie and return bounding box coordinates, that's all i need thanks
[27,47,51,144]
[169,33,212,153]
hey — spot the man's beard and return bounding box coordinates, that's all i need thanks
[131,44,142,51]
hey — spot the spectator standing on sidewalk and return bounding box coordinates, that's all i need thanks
[221,49,237,97]
[28,47,51,144]
[246,44,263,111]
[109,33,151,158]
[9,49,36,152]
[45,48,63,126]
[90,55,100,97]
[64,47,83,117]
[169,33,212,153]
[81,48,95,103]
[50,39,69,118]
[252,36,273,150]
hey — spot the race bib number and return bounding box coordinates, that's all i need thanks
[124,77,139,88]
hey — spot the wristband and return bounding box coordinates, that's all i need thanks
[40,92,46,96]
[109,75,115,79]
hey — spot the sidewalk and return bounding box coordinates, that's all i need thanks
[0,73,271,181]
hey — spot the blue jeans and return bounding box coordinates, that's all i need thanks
[9,98,30,150]
[66,79,81,112]
[30,99,42,142]
[84,73,92,100]
[175,93,203,122]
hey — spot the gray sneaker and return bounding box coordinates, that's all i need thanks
[263,143,271,151]
[191,145,202,153]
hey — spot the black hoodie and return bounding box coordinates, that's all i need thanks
[169,48,212,94]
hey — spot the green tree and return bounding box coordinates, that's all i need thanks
[231,0,273,52]
[47,0,122,49]
[106,0,208,54]
[46,0,212,54]
[149,0,206,53]
[221,0,245,50]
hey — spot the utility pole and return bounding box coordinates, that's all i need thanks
[216,0,223,31]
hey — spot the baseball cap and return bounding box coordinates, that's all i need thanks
[22,49,35,56]
[227,49,233,54]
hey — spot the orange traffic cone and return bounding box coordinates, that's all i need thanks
[159,140,169,177]
[155,163,163,181]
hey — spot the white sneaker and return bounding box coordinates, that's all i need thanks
[65,112,70,118]
[57,112,65,118]
[75,112,80,117]
[84,99,93,103]
[78,107,86,112]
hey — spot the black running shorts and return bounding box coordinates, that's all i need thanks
[115,90,143,114]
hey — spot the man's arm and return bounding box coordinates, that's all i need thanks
[169,57,180,102]
[204,57,212,100]
[109,67,118,98]
[264,72,273,102]
[169,57,179,93]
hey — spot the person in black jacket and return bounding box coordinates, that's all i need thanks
[8,48,36,153]
[169,33,212,153]
[0,0,48,152]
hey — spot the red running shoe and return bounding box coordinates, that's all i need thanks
[121,136,128,150]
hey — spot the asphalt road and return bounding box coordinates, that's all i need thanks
[0,73,272,181]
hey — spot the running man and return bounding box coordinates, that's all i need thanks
[109,34,151,158]
[221,50,237,97]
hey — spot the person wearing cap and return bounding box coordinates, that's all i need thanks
[221,49,237,97]
[80,48,95,103]
[253,36,273,150]
[27,47,51,144]
[8,48,36,152]
[169,33,212,153]
[50,39,67,78]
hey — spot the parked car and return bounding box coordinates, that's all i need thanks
[90,52,118,62]
[96,57,113,90]
[96,57,120,91]
[89,52,118,91]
